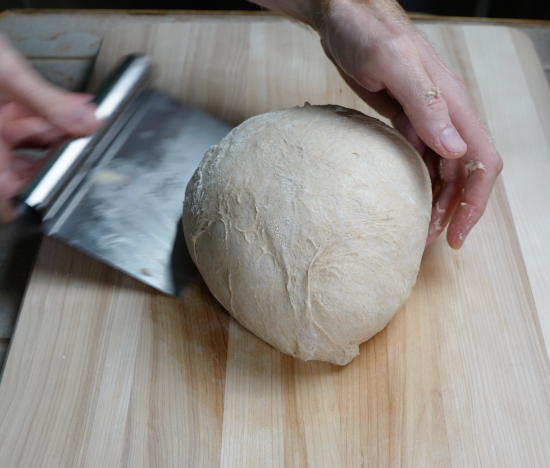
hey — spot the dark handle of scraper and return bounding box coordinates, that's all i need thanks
[11,54,155,224]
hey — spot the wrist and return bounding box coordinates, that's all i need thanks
[250,0,325,28]
[320,0,413,35]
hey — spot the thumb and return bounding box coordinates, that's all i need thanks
[0,34,99,136]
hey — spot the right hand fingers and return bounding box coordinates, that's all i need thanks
[1,102,66,147]
[0,34,100,136]
[320,1,467,160]
[0,139,38,222]
[324,22,502,249]
[414,40,503,249]
[337,34,468,160]
[426,156,468,246]
[0,100,72,222]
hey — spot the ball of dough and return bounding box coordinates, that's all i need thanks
[183,104,431,365]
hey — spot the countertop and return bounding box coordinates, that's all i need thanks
[1,9,549,370]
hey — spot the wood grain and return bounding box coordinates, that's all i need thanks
[0,238,229,468]
[1,20,550,468]
[470,27,550,351]
[86,22,380,125]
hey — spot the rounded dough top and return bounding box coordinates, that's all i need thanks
[183,104,432,365]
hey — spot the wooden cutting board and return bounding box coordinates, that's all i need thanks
[1,18,550,468]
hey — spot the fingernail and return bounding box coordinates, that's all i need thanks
[439,127,467,154]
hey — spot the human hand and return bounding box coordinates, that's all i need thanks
[251,0,503,249]
[0,34,100,222]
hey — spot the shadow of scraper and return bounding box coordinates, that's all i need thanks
[170,218,199,297]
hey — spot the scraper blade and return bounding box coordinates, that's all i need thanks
[17,55,231,296]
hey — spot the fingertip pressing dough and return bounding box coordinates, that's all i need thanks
[182,104,432,365]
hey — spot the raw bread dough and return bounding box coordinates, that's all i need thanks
[182,104,431,365]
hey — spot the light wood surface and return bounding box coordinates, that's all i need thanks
[1,20,550,467]
[2,10,550,376]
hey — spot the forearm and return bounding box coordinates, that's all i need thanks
[249,0,408,30]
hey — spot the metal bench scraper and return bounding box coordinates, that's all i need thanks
[15,54,232,296]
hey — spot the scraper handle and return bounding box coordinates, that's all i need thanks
[13,54,155,221]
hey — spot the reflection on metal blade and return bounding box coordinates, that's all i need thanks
[45,89,232,296]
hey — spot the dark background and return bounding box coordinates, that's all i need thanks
[0,0,549,20]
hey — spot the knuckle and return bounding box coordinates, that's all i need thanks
[358,78,385,92]
[346,62,384,91]
[481,146,504,177]
[492,152,504,175]
[425,95,448,115]
[446,71,470,97]
[378,34,415,59]
[410,91,449,124]
[368,33,416,71]
[355,32,421,94]
[352,60,384,92]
